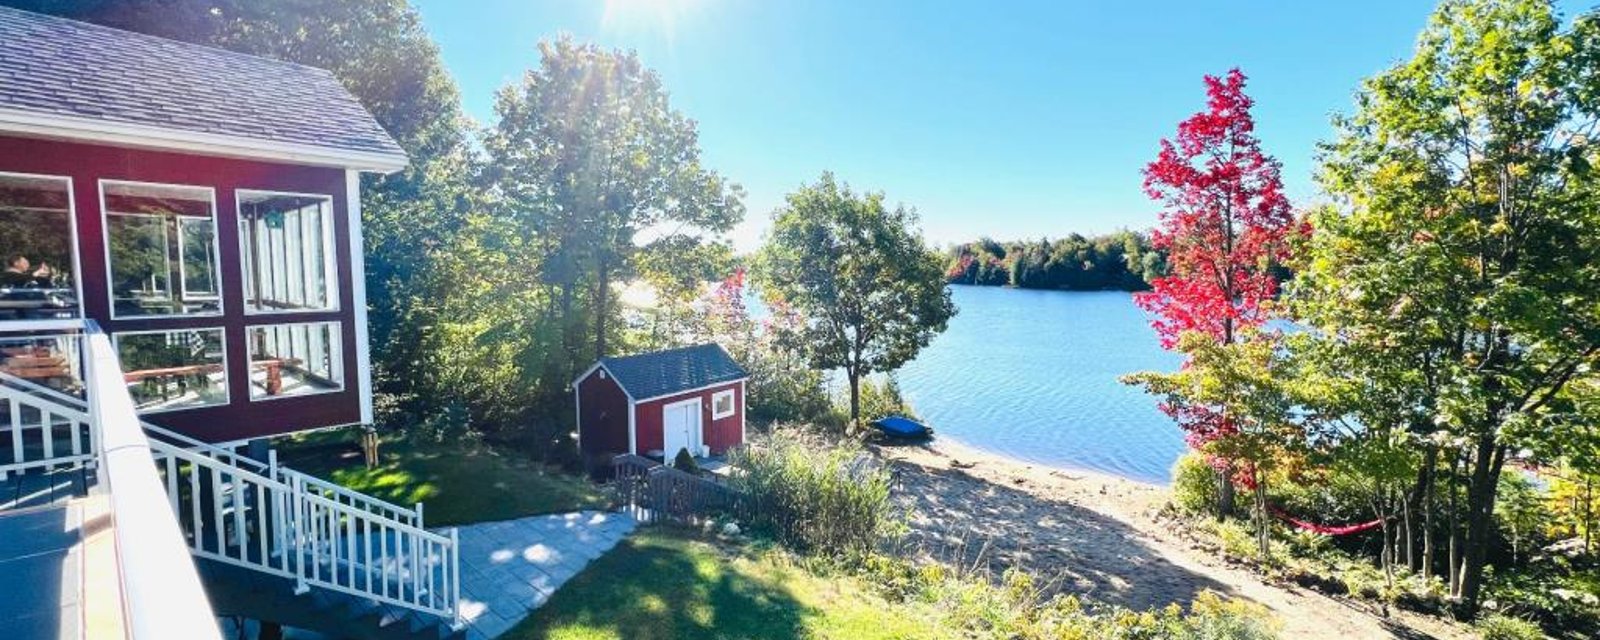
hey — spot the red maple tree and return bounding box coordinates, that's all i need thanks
[1138,69,1302,481]
[1137,68,1298,352]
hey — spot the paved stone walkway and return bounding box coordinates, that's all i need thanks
[451,510,639,640]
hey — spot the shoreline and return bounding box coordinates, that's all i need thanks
[873,433,1474,640]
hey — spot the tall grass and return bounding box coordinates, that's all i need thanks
[729,430,899,556]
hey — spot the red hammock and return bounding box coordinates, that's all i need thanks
[1268,506,1384,536]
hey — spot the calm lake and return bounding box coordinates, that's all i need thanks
[895,285,1186,484]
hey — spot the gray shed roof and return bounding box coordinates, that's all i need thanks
[598,344,748,401]
[0,7,406,168]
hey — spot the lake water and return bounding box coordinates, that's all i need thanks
[894,285,1186,484]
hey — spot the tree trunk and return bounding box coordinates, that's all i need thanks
[1448,454,1463,597]
[1585,477,1593,556]
[1253,468,1270,558]
[846,367,861,437]
[1457,437,1507,617]
[594,256,610,360]
[1423,460,1436,580]
[1218,463,1236,520]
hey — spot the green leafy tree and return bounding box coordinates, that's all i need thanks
[1124,330,1311,557]
[482,37,744,364]
[1307,0,1600,614]
[754,173,956,433]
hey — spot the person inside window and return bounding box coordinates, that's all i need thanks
[1,255,54,288]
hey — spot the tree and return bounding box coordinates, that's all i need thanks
[482,37,745,364]
[1124,330,1310,557]
[1307,0,1600,615]
[753,173,956,433]
[1135,68,1302,515]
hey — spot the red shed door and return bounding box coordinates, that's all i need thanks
[662,397,702,458]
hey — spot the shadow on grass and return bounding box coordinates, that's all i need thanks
[515,535,809,640]
[272,431,608,526]
[889,452,1238,611]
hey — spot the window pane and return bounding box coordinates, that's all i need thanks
[248,322,343,399]
[117,329,227,412]
[239,192,333,312]
[103,182,221,317]
[0,174,78,320]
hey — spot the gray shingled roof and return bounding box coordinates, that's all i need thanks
[601,344,748,400]
[0,7,405,160]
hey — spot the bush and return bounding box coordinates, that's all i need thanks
[730,430,899,556]
[853,374,918,422]
[672,448,699,473]
[1172,451,1221,517]
[1475,614,1544,640]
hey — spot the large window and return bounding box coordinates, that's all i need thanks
[0,173,78,320]
[238,191,335,313]
[115,329,228,412]
[101,181,222,318]
[247,322,343,399]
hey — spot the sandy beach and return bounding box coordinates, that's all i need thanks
[875,437,1475,640]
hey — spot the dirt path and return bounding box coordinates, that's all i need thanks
[876,439,1474,640]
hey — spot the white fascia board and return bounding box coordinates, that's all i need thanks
[0,108,408,173]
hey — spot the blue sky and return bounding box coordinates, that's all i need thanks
[413,0,1583,252]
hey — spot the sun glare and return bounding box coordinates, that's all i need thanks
[601,0,702,39]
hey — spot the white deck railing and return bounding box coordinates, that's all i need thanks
[0,321,461,633]
[80,320,224,640]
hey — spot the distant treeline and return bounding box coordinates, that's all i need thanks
[944,231,1165,291]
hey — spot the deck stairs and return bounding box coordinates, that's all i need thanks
[0,370,465,640]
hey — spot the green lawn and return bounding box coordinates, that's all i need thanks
[511,531,948,640]
[272,429,608,526]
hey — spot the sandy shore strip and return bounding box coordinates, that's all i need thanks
[873,436,1474,640]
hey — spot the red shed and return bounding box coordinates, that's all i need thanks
[0,7,407,445]
[574,343,748,465]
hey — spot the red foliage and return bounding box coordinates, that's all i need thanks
[1136,69,1301,350]
[1138,69,1302,454]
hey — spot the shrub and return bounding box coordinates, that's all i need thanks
[1171,451,1221,517]
[729,430,898,556]
[1475,614,1544,640]
[672,448,699,473]
[854,374,919,422]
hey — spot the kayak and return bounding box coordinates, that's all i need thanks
[872,415,933,439]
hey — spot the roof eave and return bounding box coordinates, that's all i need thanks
[632,376,751,404]
[0,107,408,174]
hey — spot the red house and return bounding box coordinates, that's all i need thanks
[574,343,749,465]
[0,7,407,445]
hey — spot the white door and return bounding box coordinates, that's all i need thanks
[662,398,702,459]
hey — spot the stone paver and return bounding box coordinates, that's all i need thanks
[447,510,638,640]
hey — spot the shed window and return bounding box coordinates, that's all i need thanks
[247,322,344,399]
[238,191,336,313]
[102,181,222,318]
[0,173,78,320]
[115,328,228,412]
[711,389,735,419]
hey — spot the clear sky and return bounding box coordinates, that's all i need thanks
[412,0,1585,252]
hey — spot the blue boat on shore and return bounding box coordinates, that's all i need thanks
[872,415,933,440]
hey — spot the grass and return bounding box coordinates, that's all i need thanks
[510,531,949,640]
[272,429,609,526]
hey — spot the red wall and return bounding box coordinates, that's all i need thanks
[0,135,362,442]
[577,369,631,456]
[634,380,744,456]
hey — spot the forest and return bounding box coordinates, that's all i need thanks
[943,231,1163,291]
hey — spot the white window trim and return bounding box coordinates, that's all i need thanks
[176,215,221,302]
[244,320,346,402]
[235,189,340,316]
[711,388,736,420]
[0,171,83,323]
[99,179,225,320]
[112,327,231,414]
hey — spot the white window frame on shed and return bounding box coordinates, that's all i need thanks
[711,388,736,420]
